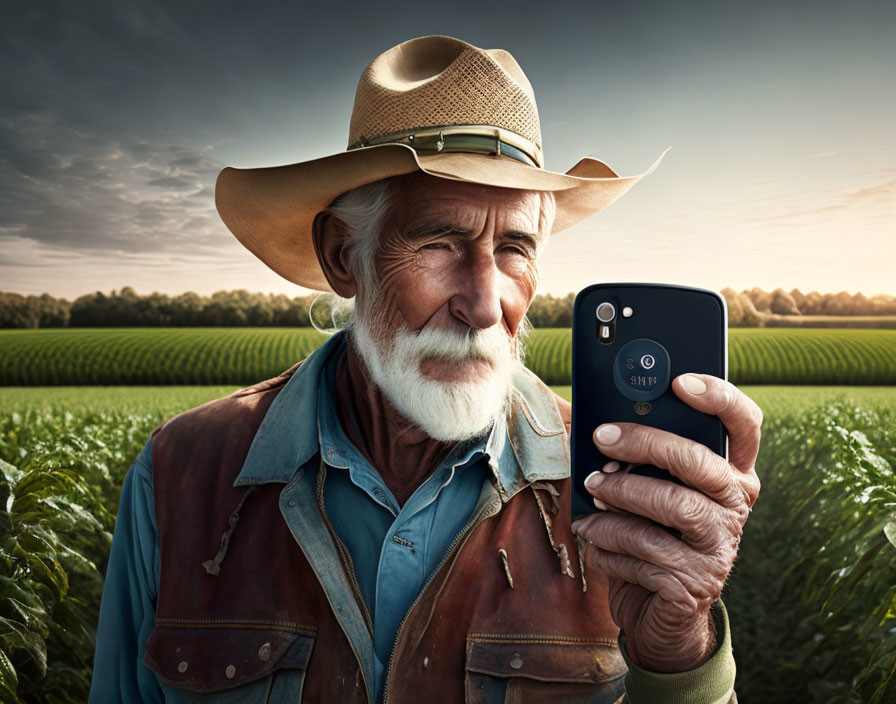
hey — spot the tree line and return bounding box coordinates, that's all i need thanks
[1,287,894,329]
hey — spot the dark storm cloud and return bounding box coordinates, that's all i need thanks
[0,110,226,255]
[0,0,247,258]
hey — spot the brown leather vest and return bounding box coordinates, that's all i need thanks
[141,359,628,703]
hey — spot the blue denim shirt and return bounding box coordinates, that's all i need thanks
[316,333,502,700]
[90,329,736,703]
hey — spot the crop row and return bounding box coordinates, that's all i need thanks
[1,327,895,386]
[727,402,896,702]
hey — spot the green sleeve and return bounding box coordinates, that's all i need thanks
[618,600,737,704]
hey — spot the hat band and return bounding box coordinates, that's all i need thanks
[348,125,543,168]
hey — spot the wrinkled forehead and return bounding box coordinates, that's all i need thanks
[391,173,546,239]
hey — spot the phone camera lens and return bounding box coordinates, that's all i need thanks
[596,302,616,323]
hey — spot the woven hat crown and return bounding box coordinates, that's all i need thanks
[348,36,542,152]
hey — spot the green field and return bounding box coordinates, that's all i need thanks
[551,385,896,416]
[0,385,241,415]
[0,328,328,386]
[526,327,896,385]
[4,384,896,418]
[2,327,895,386]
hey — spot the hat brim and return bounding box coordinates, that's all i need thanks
[215,143,667,291]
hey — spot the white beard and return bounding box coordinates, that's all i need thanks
[346,311,523,442]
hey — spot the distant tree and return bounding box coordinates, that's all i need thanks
[770,288,800,315]
[802,291,825,314]
[745,287,772,312]
[739,294,762,326]
[70,292,107,326]
[721,288,744,326]
[0,293,38,328]
[722,288,762,327]
[823,291,855,316]
[870,294,896,315]
[526,293,574,327]
[4,286,894,328]
[170,291,204,325]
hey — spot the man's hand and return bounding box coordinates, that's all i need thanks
[570,373,762,673]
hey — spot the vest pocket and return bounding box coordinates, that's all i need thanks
[464,635,627,704]
[142,620,316,702]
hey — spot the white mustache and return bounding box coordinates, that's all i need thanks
[393,323,513,366]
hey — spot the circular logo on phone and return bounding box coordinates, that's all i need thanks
[612,339,671,402]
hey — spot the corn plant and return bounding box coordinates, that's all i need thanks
[727,401,896,702]
[0,410,156,702]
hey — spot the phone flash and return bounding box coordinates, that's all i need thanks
[622,307,633,317]
[600,325,610,339]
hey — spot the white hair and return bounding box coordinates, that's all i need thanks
[321,177,397,307]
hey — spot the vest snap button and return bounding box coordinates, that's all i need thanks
[288,500,296,507]
[225,664,236,679]
[423,656,429,669]
[177,661,188,674]
[259,643,272,661]
[509,654,523,670]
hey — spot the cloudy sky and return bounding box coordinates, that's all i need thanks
[2,0,894,299]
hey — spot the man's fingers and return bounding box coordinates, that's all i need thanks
[671,373,764,472]
[577,512,697,571]
[578,471,730,551]
[592,422,749,510]
[574,512,730,594]
[584,545,699,612]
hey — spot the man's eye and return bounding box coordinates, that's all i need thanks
[421,242,450,250]
[503,246,529,256]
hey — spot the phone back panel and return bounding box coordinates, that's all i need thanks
[571,283,728,519]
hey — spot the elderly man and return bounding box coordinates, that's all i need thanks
[91,36,760,703]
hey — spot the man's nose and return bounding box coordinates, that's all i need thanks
[448,250,503,330]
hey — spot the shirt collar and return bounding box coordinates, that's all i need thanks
[233,329,569,499]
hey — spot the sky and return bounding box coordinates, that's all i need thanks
[1,0,894,300]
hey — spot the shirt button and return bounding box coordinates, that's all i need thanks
[327,448,334,458]
[288,500,296,507]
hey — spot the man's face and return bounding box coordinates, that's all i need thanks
[361,173,544,365]
[347,173,549,442]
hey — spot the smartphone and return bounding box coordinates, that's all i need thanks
[570,283,728,521]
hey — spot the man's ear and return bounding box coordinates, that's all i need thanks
[311,211,358,299]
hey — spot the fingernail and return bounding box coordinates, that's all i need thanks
[595,424,621,444]
[593,498,609,510]
[603,461,621,473]
[584,471,606,490]
[681,374,707,395]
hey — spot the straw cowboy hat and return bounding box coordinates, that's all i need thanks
[215,35,665,292]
